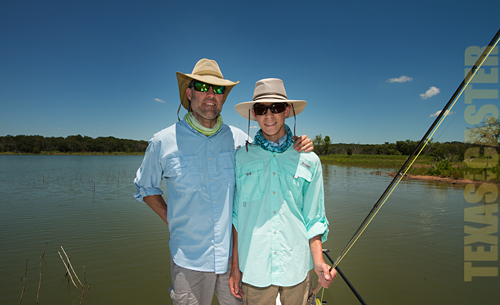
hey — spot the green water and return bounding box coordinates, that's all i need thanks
[0,155,498,304]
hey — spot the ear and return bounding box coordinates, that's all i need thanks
[251,109,257,120]
[284,105,291,117]
[186,86,192,102]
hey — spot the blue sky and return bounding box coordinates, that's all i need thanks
[1,0,499,144]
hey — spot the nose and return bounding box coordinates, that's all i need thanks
[206,85,215,96]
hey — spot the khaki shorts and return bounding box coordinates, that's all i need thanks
[169,257,243,305]
[241,269,314,305]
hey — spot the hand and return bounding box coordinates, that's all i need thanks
[315,262,337,288]
[229,267,243,298]
[293,135,314,153]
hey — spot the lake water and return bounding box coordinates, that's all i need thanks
[0,155,498,305]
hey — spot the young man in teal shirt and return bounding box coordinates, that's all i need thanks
[229,78,337,305]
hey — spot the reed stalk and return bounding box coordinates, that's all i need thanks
[60,246,84,287]
[36,242,48,305]
[19,259,28,305]
[58,251,80,290]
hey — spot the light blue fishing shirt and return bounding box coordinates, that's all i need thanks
[233,143,328,287]
[134,119,248,274]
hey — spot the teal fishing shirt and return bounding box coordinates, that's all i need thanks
[233,144,329,287]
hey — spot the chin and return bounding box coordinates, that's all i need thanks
[261,127,276,135]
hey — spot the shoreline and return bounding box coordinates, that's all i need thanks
[0,152,144,156]
[388,172,495,185]
[2,153,495,185]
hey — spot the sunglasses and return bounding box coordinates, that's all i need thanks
[190,81,226,94]
[253,103,288,116]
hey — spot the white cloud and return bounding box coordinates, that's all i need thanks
[420,86,440,99]
[154,98,165,103]
[387,75,413,83]
[429,109,453,118]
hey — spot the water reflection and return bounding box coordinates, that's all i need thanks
[0,157,498,305]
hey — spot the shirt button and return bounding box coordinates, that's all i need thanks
[215,222,218,225]
[213,201,216,204]
[273,211,276,214]
[243,202,246,207]
[211,179,214,182]
[215,244,218,247]
[274,231,277,234]
[274,251,277,255]
[273,172,276,175]
[273,154,276,157]
[208,157,211,160]
[273,191,275,195]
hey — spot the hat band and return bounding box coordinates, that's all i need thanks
[254,93,288,101]
[194,69,223,78]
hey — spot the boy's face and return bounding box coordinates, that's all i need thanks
[252,102,291,143]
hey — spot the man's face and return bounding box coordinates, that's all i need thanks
[252,102,290,142]
[186,82,224,128]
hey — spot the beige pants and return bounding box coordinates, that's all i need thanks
[241,270,314,305]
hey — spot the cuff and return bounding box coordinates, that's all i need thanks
[307,222,329,243]
[134,182,163,202]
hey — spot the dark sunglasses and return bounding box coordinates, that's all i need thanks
[253,103,288,116]
[190,80,226,94]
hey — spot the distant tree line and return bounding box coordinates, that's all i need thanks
[0,135,148,154]
[1,130,491,160]
[312,134,474,161]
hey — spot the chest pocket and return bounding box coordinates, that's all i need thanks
[282,161,312,209]
[236,160,265,202]
[166,155,201,191]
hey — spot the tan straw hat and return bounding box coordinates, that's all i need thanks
[176,58,239,110]
[234,78,307,121]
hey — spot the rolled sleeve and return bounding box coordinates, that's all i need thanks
[133,140,164,202]
[303,158,329,243]
[307,219,329,243]
[133,181,163,202]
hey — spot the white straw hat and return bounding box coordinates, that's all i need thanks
[234,78,306,121]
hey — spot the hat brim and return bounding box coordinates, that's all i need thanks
[234,100,306,121]
[177,72,239,110]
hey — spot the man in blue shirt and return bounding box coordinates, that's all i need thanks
[134,60,313,305]
[229,78,336,305]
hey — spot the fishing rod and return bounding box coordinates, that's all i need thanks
[326,249,367,305]
[308,28,500,304]
[308,250,367,305]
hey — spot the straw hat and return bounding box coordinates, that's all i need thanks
[234,78,307,121]
[176,58,239,110]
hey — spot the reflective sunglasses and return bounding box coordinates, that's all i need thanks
[253,103,288,116]
[190,80,226,94]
